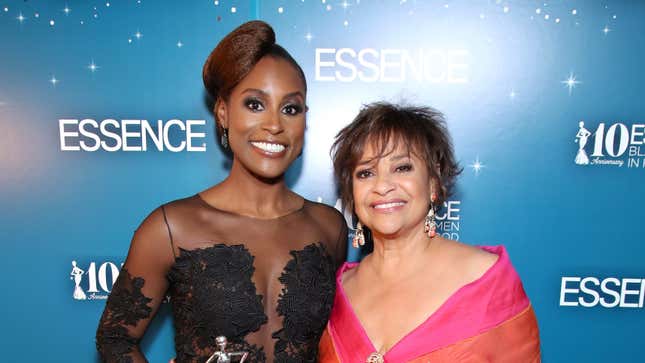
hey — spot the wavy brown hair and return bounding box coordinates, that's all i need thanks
[331,102,462,213]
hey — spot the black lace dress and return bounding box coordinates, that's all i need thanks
[96,195,348,363]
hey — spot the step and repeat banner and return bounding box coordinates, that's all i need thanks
[1,1,643,361]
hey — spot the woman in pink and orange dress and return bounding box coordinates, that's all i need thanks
[319,102,540,362]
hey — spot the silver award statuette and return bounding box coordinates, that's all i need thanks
[205,336,249,363]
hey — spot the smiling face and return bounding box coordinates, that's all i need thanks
[216,55,306,180]
[352,140,433,239]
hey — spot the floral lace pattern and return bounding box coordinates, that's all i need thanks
[96,269,153,363]
[98,243,337,362]
[272,243,336,362]
[167,244,267,362]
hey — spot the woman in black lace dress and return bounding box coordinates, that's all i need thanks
[96,21,348,363]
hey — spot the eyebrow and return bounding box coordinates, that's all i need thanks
[241,88,305,100]
[390,154,411,161]
[356,158,376,166]
[356,153,410,167]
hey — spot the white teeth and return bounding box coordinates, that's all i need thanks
[374,202,405,209]
[251,142,286,153]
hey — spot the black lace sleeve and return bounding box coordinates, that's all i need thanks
[96,207,176,363]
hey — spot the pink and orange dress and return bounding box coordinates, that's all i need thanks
[319,246,541,362]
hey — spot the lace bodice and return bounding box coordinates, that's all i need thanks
[96,195,348,362]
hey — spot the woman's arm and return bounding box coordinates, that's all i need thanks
[96,207,176,363]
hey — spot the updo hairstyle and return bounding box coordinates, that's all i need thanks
[202,21,307,135]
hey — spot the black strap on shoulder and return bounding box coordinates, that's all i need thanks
[160,204,177,258]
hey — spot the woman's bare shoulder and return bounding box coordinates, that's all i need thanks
[438,239,499,281]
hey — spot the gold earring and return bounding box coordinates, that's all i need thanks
[352,221,365,248]
[424,192,437,238]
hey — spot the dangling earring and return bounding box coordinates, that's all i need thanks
[353,221,365,248]
[220,128,228,149]
[424,192,437,238]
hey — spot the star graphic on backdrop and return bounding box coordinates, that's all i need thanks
[17,12,25,23]
[304,32,313,42]
[176,41,183,48]
[602,26,611,35]
[49,19,55,26]
[278,7,284,14]
[87,60,99,72]
[469,156,485,176]
[50,76,59,86]
[134,30,143,39]
[3,7,9,12]
[63,5,71,15]
[561,73,580,95]
[509,89,517,100]
[340,0,351,10]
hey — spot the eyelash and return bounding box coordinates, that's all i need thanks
[354,163,413,179]
[395,163,413,172]
[245,98,264,112]
[244,98,304,116]
[282,103,303,116]
[355,169,373,179]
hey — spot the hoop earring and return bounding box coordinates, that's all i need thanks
[220,128,228,149]
[424,192,437,238]
[352,221,365,248]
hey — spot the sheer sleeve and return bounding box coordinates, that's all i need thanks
[331,212,348,268]
[96,207,176,363]
[312,204,348,268]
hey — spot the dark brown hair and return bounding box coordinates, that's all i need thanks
[331,102,462,212]
[203,20,306,103]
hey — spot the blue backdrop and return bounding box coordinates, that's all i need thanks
[1,1,644,361]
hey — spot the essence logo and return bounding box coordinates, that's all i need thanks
[70,259,122,301]
[574,121,645,168]
[59,119,207,152]
[559,276,645,308]
[315,48,469,83]
[436,200,461,240]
